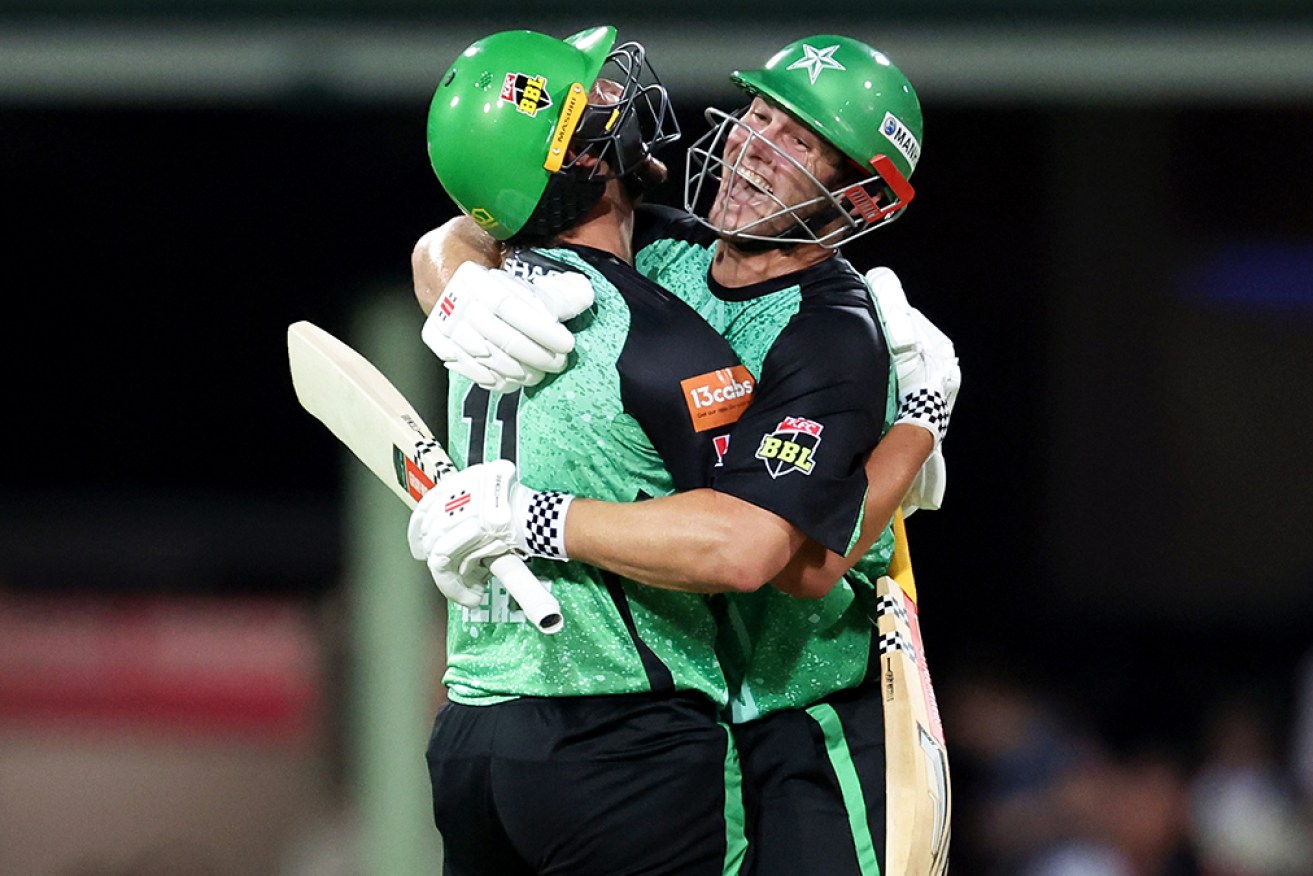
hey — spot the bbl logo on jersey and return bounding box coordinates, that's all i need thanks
[501,72,553,117]
[755,416,822,478]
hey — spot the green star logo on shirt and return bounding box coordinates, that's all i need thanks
[786,44,846,85]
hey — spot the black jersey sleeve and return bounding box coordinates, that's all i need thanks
[710,293,891,555]
[633,203,710,253]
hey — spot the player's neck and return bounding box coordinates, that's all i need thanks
[555,181,634,264]
[710,238,832,287]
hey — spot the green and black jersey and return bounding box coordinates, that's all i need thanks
[443,244,750,707]
[634,205,899,722]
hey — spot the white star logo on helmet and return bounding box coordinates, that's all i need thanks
[785,44,846,85]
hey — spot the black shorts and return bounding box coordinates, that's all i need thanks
[426,692,747,876]
[732,683,887,876]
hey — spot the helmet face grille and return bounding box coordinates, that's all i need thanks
[565,41,680,181]
[684,105,912,250]
[683,35,923,249]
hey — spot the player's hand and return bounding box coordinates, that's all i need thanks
[407,460,573,606]
[867,267,961,449]
[421,262,594,394]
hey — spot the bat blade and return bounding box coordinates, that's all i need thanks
[288,320,450,507]
[878,510,951,875]
[287,320,563,634]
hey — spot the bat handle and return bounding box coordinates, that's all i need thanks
[489,554,564,634]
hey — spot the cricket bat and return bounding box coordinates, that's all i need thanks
[877,509,951,874]
[287,319,563,634]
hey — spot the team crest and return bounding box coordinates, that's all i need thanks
[501,72,553,117]
[785,44,845,85]
[755,416,823,478]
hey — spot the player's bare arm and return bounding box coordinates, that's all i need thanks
[410,279,958,604]
[415,421,932,603]
[566,488,808,594]
[567,422,932,597]
[412,216,501,316]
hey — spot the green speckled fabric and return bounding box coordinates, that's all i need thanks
[637,230,898,722]
[442,247,728,706]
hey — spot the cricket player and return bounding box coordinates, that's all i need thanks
[410,35,958,875]
[414,27,755,875]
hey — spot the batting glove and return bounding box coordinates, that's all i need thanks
[407,460,573,607]
[867,267,961,449]
[901,446,947,518]
[421,262,595,394]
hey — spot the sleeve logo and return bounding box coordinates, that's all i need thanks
[681,365,755,432]
[755,416,823,478]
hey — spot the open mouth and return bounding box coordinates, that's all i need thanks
[733,165,773,196]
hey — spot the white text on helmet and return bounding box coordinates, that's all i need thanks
[880,111,921,171]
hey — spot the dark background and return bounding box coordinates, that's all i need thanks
[3,6,1312,873]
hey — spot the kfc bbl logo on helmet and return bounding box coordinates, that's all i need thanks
[501,72,553,117]
[755,416,823,478]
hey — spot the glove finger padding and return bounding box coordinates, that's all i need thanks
[427,517,516,581]
[864,267,961,448]
[866,267,917,354]
[458,538,523,579]
[452,318,548,387]
[909,308,954,358]
[471,286,572,372]
[427,554,491,609]
[425,330,513,392]
[408,483,449,560]
[422,262,577,389]
[908,309,961,418]
[527,269,596,321]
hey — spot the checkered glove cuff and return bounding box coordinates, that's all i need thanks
[897,388,951,446]
[523,490,573,560]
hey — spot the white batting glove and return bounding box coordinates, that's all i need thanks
[421,262,594,394]
[867,267,961,449]
[901,447,946,518]
[406,460,573,607]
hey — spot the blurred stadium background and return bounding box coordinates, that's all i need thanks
[3,2,1313,874]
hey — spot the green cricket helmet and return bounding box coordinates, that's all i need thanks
[685,35,923,248]
[427,26,679,241]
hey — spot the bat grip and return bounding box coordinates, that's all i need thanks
[489,554,564,634]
